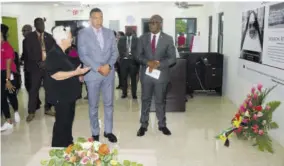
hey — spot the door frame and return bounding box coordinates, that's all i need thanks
[175,18,197,46]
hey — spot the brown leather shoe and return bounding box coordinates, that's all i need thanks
[45,110,55,116]
[26,114,35,122]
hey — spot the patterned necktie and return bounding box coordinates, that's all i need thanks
[39,33,46,61]
[127,37,131,53]
[151,35,156,54]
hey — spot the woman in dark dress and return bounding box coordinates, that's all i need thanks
[45,26,90,147]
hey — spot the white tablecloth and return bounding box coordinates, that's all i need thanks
[26,147,157,166]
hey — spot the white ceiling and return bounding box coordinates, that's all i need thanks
[2,1,205,7]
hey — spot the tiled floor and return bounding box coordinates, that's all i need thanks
[1,83,284,166]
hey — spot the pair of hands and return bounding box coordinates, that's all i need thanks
[147,60,160,73]
[98,64,111,76]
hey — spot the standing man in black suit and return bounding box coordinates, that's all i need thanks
[24,18,55,122]
[118,27,139,99]
[21,24,41,110]
[135,15,176,136]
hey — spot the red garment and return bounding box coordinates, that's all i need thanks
[151,35,156,54]
[189,36,194,52]
[68,48,79,58]
[1,41,16,73]
[178,35,185,46]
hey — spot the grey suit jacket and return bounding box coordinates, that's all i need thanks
[135,32,176,83]
[78,27,118,81]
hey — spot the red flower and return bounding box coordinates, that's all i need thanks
[258,130,264,136]
[257,84,263,91]
[254,105,262,111]
[253,114,258,120]
[252,124,259,133]
[88,137,94,142]
[236,126,243,133]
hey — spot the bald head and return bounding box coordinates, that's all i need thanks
[22,24,32,38]
[149,14,163,34]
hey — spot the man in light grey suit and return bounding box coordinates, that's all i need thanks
[135,15,176,137]
[78,8,118,143]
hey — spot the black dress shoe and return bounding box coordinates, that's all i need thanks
[121,94,127,98]
[137,127,147,137]
[104,133,117,143]
[159,127,171,135]
[132,96,137,99]
[92,135,99,141]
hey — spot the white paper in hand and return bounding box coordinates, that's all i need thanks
[145,67,161,79]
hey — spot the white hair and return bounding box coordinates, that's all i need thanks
[52,26,71,45]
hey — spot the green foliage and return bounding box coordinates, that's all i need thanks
[175,19,187,33]
[217,85,281,153]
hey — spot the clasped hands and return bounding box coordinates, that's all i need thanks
[147,60,160,73]
[98,64,111,76]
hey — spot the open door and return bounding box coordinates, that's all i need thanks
[2,16,19,53]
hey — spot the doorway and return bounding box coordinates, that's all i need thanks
[175,18,197,47]
[2,16,19,53]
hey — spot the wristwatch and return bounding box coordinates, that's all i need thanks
[108,64,112,70]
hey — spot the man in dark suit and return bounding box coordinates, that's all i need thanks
[118,27,139,99]
[21,24,41,109]
[24,18,55,122]
[135,15,176,136]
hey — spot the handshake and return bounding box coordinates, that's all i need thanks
[147,60,160,73]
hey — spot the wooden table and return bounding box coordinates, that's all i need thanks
[26,147,157,166]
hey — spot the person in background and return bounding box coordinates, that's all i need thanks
[21,24,41,109]
[1,24,20,131]
[177,32,186,47]
[24,18,56,122]
[135,15,176,137]
[45,26,90,147]
[78,8,118,143]
[118,27,139,99]
[114,31,124,90]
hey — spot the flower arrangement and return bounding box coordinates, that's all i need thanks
[41,137,143,166]
[216,84,281,153]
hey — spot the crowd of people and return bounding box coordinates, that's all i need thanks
[1,7,177,147]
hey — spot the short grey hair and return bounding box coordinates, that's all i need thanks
[52,26,71,45]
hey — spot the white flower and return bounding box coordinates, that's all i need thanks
[262,120,267,125]
[81,142,93,150]
[257,112,263,117]
[245,111,250,117]
[93,141,102,151]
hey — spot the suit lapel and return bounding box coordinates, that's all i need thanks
[147,33,153,56]
[88,27,100,50]
[155,32,163,57]
[102,27,108,52]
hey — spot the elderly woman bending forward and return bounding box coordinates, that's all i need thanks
[45,26,90,147]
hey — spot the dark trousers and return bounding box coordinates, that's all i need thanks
[24,70,41,107]
[27,70,51,114]
[115,61,122,87]
[120,59,139,96]
[140,80,168,128]
[1,71,19,119]
[52,100,76,147]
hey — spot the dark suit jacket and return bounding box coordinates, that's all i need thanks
[135,32,176,83]
[23,31,55,72]
[118,36,138,60]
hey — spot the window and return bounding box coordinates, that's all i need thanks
[217,12,224,53]
[208,16,213,52]
[175,18,197,48]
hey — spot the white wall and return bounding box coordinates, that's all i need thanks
[51,2,207,50]
[1,3,54,54]
[203,2,284,147]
